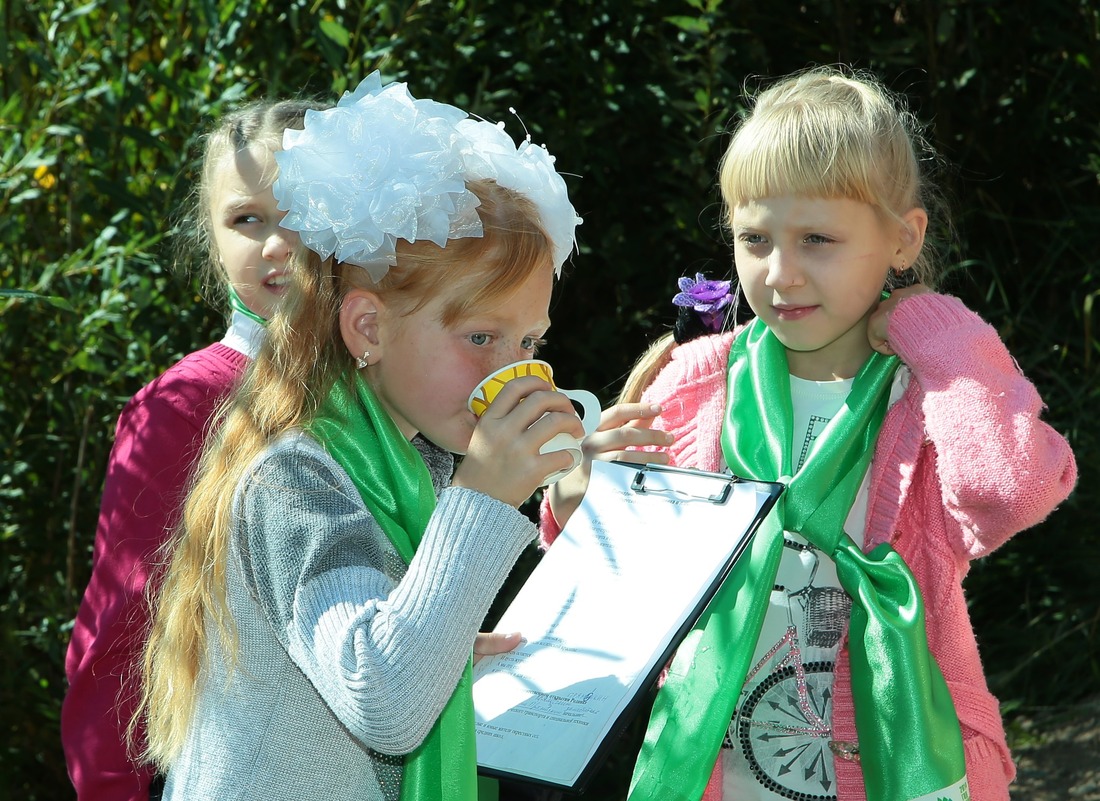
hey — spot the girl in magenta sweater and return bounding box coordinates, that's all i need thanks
[542,66,1076,801]
[62,98,323,801]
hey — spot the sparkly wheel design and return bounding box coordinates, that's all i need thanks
[737,661,836,801]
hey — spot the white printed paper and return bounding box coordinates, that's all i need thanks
[473,460,781,788]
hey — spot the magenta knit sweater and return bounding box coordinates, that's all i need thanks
[541,293,1077,801]
[62,342,251,801]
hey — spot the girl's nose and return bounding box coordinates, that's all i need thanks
[764,250,803,290]
[487,347,536,382]
[262,228,297,262]
[490,351,526,377]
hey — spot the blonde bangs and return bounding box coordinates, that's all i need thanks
[719,68,923,230]
[719,99,880,212]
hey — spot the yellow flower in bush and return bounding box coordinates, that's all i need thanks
[34,165,56,189]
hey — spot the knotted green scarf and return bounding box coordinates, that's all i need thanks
[629,318,967,801]
[307,371,484,801]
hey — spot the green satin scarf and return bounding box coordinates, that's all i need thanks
[307,371,481,801]
[227,286,268,326]
[629,319,967,801]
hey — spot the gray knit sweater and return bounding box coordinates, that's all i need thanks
[161,431,535,800]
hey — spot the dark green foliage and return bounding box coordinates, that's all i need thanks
[2,1,1097,797]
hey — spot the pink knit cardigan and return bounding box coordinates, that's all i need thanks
[540,293,1077,801]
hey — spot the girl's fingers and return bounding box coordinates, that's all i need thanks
[595,402,662,431]
[473,631,523,664]
[581,423,673,456]
[479,378,577,431]
[603,448,671,467]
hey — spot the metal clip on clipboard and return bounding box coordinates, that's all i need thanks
[626,462,740,505]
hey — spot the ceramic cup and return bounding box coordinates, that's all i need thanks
[467,359,601,485]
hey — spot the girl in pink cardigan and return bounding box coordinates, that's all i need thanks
[542,67,1076,801]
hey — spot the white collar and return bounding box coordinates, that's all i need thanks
[219,310,266,359]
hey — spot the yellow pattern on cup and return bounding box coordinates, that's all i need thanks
[468,361,555,417]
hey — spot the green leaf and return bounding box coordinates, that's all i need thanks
[319,18,350,48]
[664,15,710,35]
[0,289,74,311]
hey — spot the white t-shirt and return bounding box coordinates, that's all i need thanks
[720,369,908,800]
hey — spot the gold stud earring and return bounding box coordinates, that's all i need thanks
[355,350,371,369]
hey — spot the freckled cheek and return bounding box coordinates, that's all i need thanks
[452,358,495,405]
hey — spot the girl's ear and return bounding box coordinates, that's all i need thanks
[339,290,384,366]
[894,207,929,272]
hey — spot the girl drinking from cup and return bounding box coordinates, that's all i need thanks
[135,73,598,800]
[542,66,1076,801]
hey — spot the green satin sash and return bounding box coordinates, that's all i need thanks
[308,371,480,801]
[227,286,268,326]
[629,318,967,801]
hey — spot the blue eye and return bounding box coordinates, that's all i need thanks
[522,336,546,352]
[470,333,490,346]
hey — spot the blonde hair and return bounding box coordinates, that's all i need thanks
[137,179,555,767]
[719,65,947,289]
[178,98,327,305]
[617,332,676,404]
[619,66,950,404]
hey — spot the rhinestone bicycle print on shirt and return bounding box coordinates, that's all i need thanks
[723,536,854,801]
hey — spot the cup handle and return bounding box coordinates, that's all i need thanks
[559,388,602,436]
[538,432,583,485]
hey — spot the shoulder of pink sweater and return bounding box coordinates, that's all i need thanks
[111,343,249,460]
[128,343,249,416]
[642,332,735,408]
[160,338,251,387]
[886,291,1036,408]
[642,332,735,473]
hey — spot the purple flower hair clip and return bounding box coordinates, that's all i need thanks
[672,272,733,333]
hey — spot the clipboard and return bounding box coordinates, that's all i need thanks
[473,460,784,791]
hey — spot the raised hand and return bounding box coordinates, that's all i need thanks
[548,402,673,527]
[868,283,931,356]
[454,375,585,508]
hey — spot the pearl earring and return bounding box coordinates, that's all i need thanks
[355,350,371,369]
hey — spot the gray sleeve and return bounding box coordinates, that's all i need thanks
[234,438,534,755]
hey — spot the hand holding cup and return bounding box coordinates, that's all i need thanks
[467,359,601,486]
